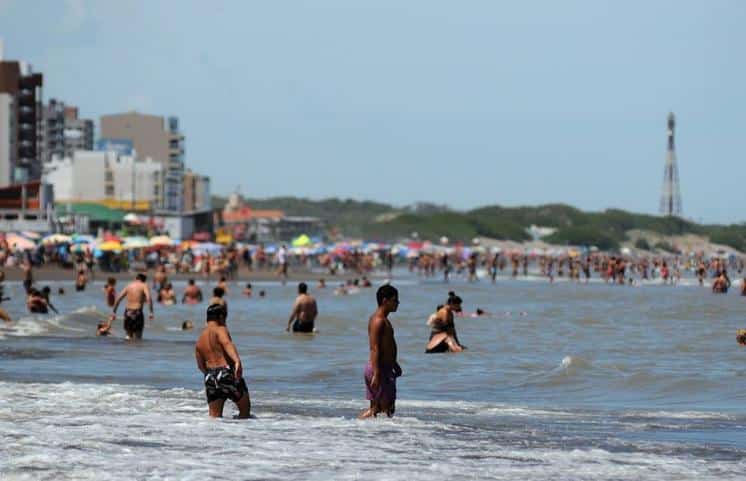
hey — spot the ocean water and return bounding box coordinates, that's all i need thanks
[1,272,746,480]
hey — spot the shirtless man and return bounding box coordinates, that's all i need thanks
[75,269,87,292]
[182,279,203,304]
[109,273,154,340]
[360,284,402,419]
[195,303,251,418]
[285,282,318,333]
[103,278,117,307]
[153,265,167,291]
[425,295,465,353]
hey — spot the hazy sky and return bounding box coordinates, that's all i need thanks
[1,1,744,223]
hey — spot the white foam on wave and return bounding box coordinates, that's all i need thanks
[1,381,743,481]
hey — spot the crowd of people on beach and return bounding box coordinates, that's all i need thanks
[2,239,745,421]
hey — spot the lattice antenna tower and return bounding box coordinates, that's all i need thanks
[659,112,682,217]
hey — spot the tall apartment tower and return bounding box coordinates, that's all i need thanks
[40,99,95,162]
[100,111,185,212]
[659,112,683,217]
[0,57,43,186]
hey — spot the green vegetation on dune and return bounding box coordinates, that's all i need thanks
[212,195,746,252]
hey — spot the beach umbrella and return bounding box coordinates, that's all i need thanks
[41,234,72,245]
[193,242,223,255]
[103,233,121,242]
[6,233,36,250]
[70,243,89,253]
[71,234,95,244]
[123,236,150,249]
[20,231,42,240]
[123,212,140,224]
[98,241,123,252]
[149,235,173,247]
[292,234,311,247]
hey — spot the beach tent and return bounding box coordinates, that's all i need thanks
[292,234,312,247]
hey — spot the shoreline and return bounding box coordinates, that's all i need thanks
[0,266,368,283]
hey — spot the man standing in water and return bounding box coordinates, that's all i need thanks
[195,303,251,418]
[109,273,154,340]
[285,282,318,333]
[360,284,402,419]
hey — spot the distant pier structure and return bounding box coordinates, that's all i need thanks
[659,112,682,217]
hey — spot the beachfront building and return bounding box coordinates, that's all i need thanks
[100,112,186,213]
[0,41,55,232]
[39,99,94,163]
[0,49,44,186]
[43,150,163,210]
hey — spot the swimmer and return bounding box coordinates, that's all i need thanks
[75,269,87,292]
[182,279,203,304]
[96,322,112,336]
[0,306,12,323]
[40,286,59,314]
[334,283,348,296]
[361,276,372,288]
[182,320,194,331]
[258,290,266,298]
[195,303,251,418]
[469,308,489,318]
[103,277,117,307]
[425,295,465,353]
[58,287,65,295]
[216,276,229,295]
[210,286,228,314]
[109,273,154,340]
[27,288,50,314]
[359,284,402,419]
[317,278,326,289]
[159,282,177,305]
[285,282,318,333]
[737,329,746,346]
[243,283,252,297]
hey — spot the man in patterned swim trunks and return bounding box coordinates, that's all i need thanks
[109,273,154,340]
[195,303,251,418]
[359,284,402,419]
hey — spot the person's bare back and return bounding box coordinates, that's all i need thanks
[286,283,318,333]
[195,304,251,418]
[110,273,154,340]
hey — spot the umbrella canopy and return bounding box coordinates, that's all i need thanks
[149,235,174,247]
[71,234,95,244]
[193,242,223,255]
[20,231,42,240]
[41,234,72,245]
[292,234,311,247]
[123,236,150,249]
[6,233,36,250]
[103,233,122,242]
[98,241,123,252]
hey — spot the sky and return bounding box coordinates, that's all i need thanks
[0,0,744,223]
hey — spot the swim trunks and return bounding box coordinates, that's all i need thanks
[364,362,397,403]
[292,319,314,333]
[123,308,144,333]
[204,366,248,403]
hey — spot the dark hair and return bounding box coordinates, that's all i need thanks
[107,277,116,285]
[447,295,463,306]
[246,283,252,289]
[476,308,484,315]
[448,291,455,297]
[206,303,227,321]
[376,284,398,306]
[188,279,195,285]
[136,273,147,282]
[436,304,443,311]
[213,287,225,297]
[220,276,226,282]
[298,282,308,294]
[42,286,51,294]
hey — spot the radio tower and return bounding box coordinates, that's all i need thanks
[659,112,682,217]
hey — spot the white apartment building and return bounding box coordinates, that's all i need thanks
[43,150,162,210]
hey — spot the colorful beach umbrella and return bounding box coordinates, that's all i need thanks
[6,233,36,250]
[123,236,150,249]
[41,234,72,245]
[292,234,311,247]
[149,235,173,247]
[98,241,123,252]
